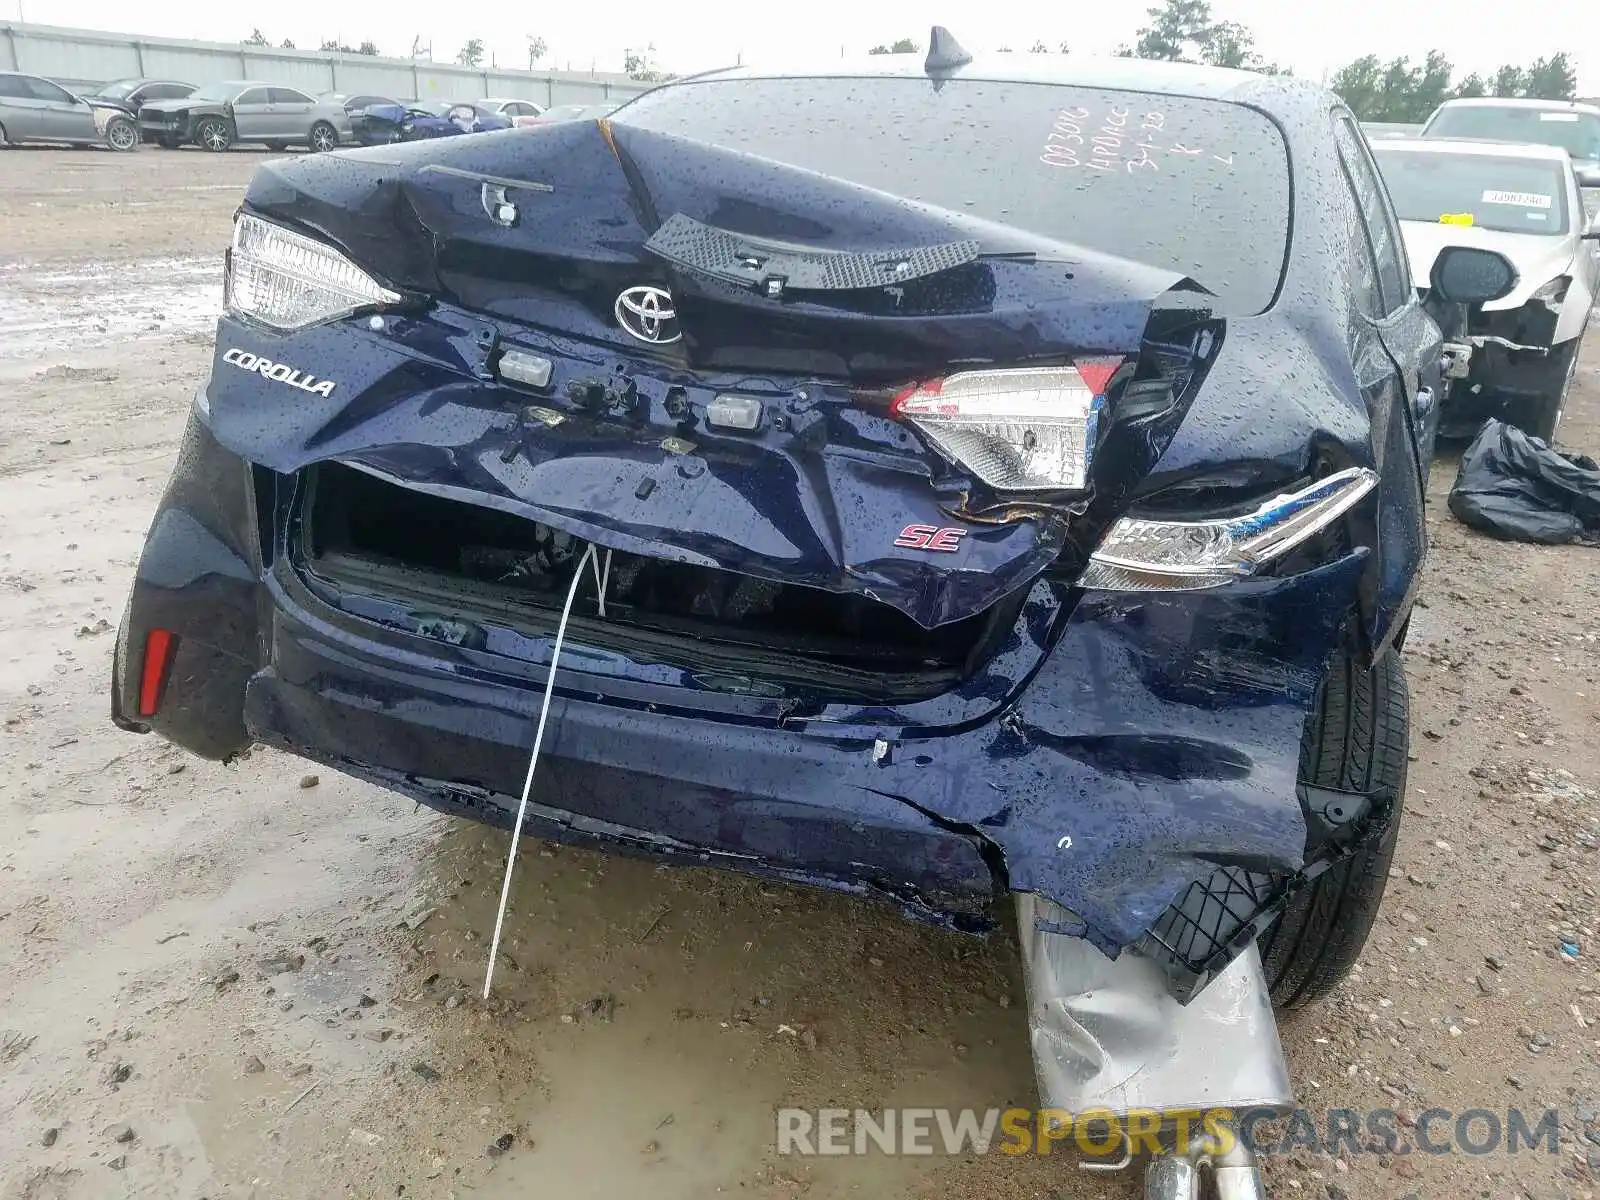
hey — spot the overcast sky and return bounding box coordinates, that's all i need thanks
[18,0,1597,92]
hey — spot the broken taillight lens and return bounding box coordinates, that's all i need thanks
[891,360,1122,491]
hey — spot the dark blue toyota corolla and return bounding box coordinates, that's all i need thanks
[114,45,1505,1116]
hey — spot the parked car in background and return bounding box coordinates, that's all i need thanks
[479,97,544,119]
[0,70,140,150]
[1361,121,1423,140]
[84,78,195,120]
[1421,98,1600,195]
[140,81,352,152]
[322,93,403,145]
[1373,137,1600,440]
[342,100,511,142]
[513,102,618,127]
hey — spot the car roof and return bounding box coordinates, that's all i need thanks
[1431,97,1600,117]
[681,51,1315,107]
[1372,136,1574,163]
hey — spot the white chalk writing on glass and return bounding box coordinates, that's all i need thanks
[1040,106,1235,173]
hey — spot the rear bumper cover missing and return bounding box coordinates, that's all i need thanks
[116,402,1374,994]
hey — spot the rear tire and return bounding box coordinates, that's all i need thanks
[1517,337,1580,444]
[104,114,138,152]
[1260,649,1408,1009]
[156,134,180,149]
[195,117,232,152]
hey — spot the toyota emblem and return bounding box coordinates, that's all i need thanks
[614,285,681,345]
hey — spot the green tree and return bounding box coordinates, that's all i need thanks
[280,39,296,50]
[243,28,269,46]
[357,40,379,56]
[1409,50,1454,120]
[1132,0,1213,62]
[869,37,919,54]
[527,35,547,68]
[1330,53,1383,117]
[1493,64,1527,97]
[1454,72,1487,98]
[1030,40,1049,53]
[1524,53,1576,100]
[456,38,485,67]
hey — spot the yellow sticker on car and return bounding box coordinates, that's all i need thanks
[1439,213,1475,226]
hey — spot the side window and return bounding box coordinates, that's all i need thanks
[0,75,29,98]
[235,88,270,106]
[1334,116,1410,314]
[271,88,313,105]
[25,77,75,104]
[153,85,191,100]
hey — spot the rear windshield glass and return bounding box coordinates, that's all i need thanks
[616,76,1291,314]
[1373,148,1569,235]
[1425,106,1600,161]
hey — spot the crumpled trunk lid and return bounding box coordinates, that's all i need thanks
[223,125,1209,629]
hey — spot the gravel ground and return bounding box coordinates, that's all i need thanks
[0,149,1596,1200]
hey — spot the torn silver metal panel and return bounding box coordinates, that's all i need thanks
[1016,893,1292,1117]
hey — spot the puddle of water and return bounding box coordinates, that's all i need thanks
[0,256,221,360]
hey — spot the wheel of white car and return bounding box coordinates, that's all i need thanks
[309,122,338,153]
[104,115,138,153]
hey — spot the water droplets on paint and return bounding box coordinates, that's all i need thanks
[0,257,220,361]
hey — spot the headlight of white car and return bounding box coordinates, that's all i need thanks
[226,213,400,331]
[1530,276,1570,315]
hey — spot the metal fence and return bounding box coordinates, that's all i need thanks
[0,21,651,107]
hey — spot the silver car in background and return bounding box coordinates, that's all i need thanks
[139,81,353,152]
[1373,136,1600,439]
[0,70,140,151]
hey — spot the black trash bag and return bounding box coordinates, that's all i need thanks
[1448,419,1600,545]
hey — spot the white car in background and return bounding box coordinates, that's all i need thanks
[479,97,545,120]
[1372,137,1600,440]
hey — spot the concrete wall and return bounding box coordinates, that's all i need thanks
[0,21,651,106]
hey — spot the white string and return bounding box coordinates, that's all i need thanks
[589,547,613,618]
[483,541,600,998]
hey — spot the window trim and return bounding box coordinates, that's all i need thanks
[1333,112,1412,316]
[234,87,272,107]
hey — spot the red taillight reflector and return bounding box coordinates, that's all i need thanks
[1072,356,1124,397]
[138,628,175,717]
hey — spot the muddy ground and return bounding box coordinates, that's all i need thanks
[1,148,1596,1200]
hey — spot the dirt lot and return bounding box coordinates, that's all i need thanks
[1,148,1597,1200]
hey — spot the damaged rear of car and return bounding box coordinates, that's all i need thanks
[116,51,1448,1174]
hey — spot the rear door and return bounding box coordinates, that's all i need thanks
[231,87,275,140]
[270,88,315,139]
[1332,112,1433,648]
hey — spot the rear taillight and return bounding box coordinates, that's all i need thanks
[891,359,1123,491]
[138,628,175,717]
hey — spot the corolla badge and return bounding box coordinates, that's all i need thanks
[614,285,681,345]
